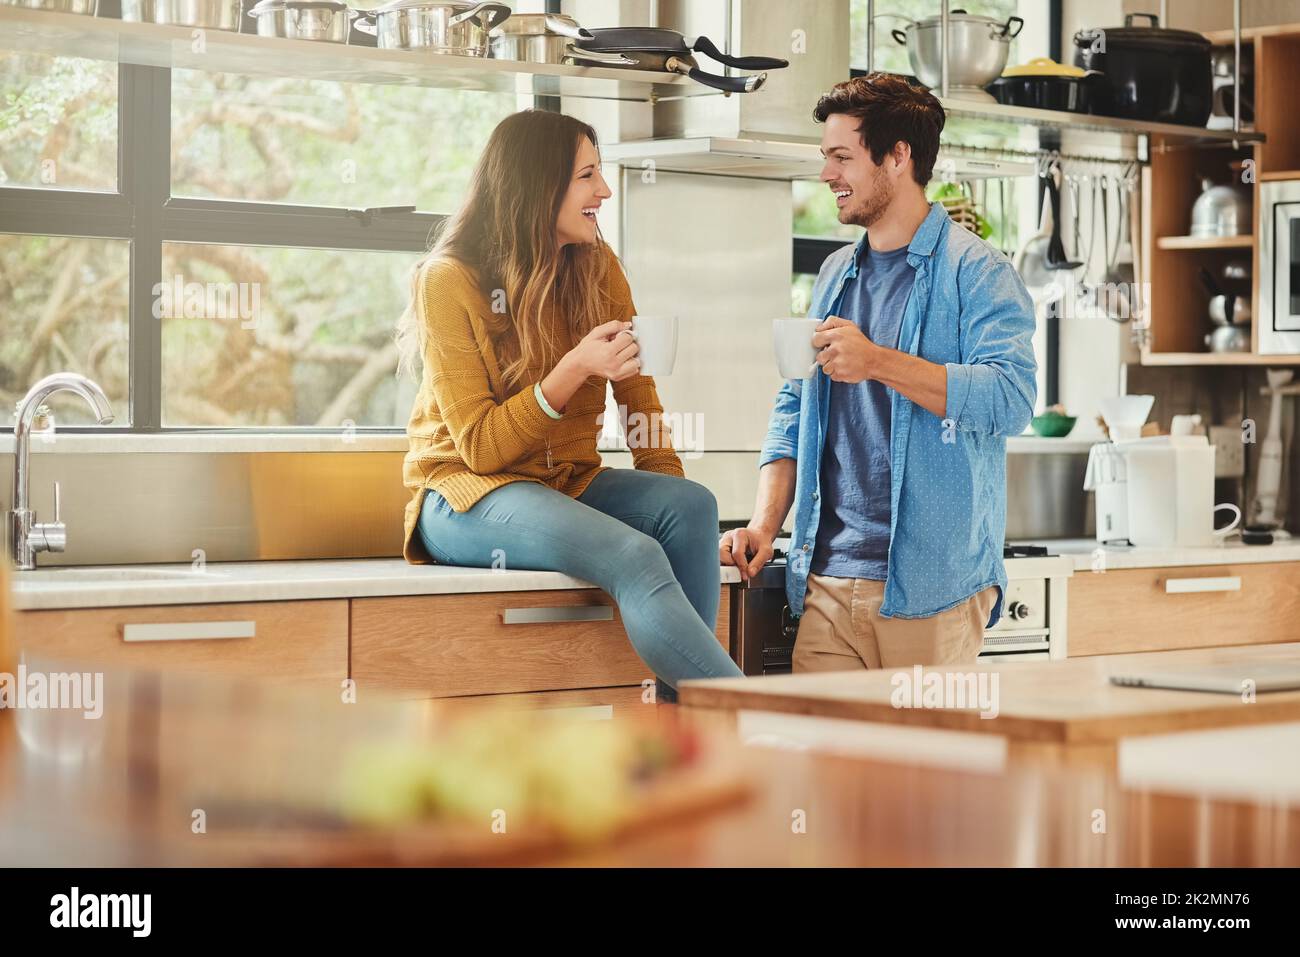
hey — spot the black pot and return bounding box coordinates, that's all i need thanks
[1073,12,1212,126]
[989,73,1100,114]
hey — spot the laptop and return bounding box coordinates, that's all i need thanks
[1109,662,1300,694]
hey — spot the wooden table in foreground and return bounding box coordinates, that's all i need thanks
[680,642,1300,768]
[1,660,1298,866]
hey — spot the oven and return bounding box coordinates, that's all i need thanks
[1259,178,1300,354]
[727,546,1072,675]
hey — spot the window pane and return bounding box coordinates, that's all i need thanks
[171,71,517,212]
[0,235,130,425]
[160,243,412,428]
[0,53,118,193]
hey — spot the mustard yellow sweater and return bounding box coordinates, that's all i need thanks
[402,245,684,564]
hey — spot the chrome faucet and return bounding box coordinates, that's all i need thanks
[7,373,114,570]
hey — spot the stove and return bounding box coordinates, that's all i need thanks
[726,541,1073,675]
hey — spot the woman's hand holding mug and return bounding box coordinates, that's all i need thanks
[540,320,640,414]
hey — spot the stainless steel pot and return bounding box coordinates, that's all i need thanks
[121,0,243,30]
[891,8,1024,102]
[1190,176,1252,238]
[2,0,98,14]
[1206,324,1251,353]
[488,13,631,65]
[248,0,357,43]
[357,0,510,56]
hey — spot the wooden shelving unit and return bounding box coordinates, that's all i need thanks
[1140,23,1300,366]
[1155,235,1254,251]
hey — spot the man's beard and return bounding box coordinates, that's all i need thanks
[843,166,894,229]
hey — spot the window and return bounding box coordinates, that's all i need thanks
[1,51,523,433]
[0,53,117,192]
[0,234,129,425]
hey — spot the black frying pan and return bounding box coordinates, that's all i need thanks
[571,26,788,93]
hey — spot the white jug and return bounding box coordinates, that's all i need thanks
[1123,435,1242,548]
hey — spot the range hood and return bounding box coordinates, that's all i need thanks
[602,137,1034,182]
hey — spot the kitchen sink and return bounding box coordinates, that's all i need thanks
[12,566,225,584]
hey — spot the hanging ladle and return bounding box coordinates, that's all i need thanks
[1045,164,1083,271]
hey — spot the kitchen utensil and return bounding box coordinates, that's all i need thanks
[1095,175,1133,323]
[1221,258,1251,291]
[1251,370,1297,529]
[630,315,677,377]
[891,9,1024,102]
[1045,166,1082,271]
[1190,175,1251,238]
[121,0,243,30]
[1124,435,1241,548]
[2,0,97,13]
[248,0,358,43]
[1098,394,1154,442]
[488,13,630,65]
[1084,440,1131,543]
[567,48,762,92]
[356,1,510,56]
[773,318,820,380]
[1208,295,1251,326]
[1030,411,1077,437]
[1073,13,1212,126]
[989,57,1101,113]
[570,27,787,93]
[1014,177,1054,289]
[1205,324,1251,352]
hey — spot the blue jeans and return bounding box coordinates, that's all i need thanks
[416,469,745,701]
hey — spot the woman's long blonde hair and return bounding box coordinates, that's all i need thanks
[395,110,615,389]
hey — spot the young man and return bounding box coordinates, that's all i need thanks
[720,74,1037,672]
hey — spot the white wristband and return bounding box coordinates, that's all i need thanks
[534,382,563,420]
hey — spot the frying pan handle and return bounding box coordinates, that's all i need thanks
[566,44,637,66]
[678,62,766,93]
[689,35,788,71]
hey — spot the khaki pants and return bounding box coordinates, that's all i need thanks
[792,574,999,672]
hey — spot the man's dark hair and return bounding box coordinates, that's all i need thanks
[813,73,946,187]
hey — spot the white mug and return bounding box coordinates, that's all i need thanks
[1213,503,1242,540]
[773,317,821,379]
[630,315,677,376]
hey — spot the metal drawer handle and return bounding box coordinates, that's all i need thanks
[501,606,613,625]
[123,620,256,642]
[1164,576,1242,595]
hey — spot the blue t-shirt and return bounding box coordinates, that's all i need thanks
[811,242,916,581]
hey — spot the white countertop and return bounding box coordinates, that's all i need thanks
[1026,537,1300,572]
[11,554,1074,611]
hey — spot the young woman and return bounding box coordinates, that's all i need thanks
[395,110,744,701]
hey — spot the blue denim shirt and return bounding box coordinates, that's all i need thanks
[761,202,1037,627]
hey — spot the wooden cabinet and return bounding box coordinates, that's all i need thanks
[1067,561,1300,656]
[16,599,349,687]
[351,586,731,699]
[1142,25,1300,365]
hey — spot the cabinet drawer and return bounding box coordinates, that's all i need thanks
[1067,562,1300,656]
[16,600,348,686]
[450,684,655,718]
[352,590,650,697]
[354,584,729,699]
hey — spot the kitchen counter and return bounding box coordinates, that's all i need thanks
[9,555,1072,611]
[1023,536,1300,572]
[3,662,1296,866]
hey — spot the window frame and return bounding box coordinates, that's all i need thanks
[2,59,538,434]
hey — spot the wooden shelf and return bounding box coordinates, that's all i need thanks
[1260,170,1300,182]
[0,7,714,103]
[1155,235,1254,250]
[1204,23,1300,44]
[1140,351,1300,367]
[937,97,1265,146]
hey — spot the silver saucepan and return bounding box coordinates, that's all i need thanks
[489,13,632,65]
[120,0,244,30]
[355,0,511,56]
[248,0,359,43]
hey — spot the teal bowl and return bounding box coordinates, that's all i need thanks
[1030,413,1077,438]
